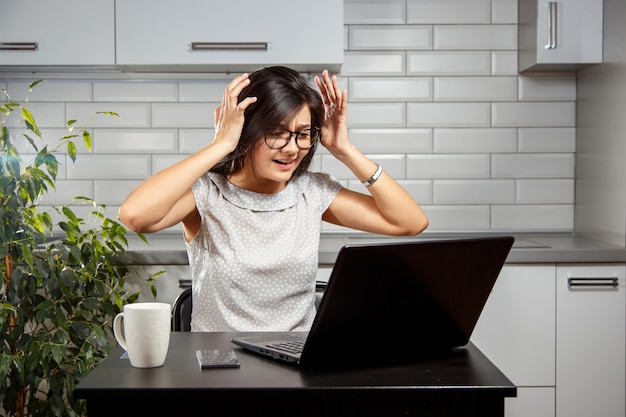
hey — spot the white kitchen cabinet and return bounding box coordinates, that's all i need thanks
[518,0,603,73]
[114,0,343,73]
[471,265,556,417]
[0,0,115,67]
[555,264,625,417]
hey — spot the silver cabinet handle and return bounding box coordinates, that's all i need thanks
[0,42,38,51]
[544,2,557,50]
[568,277,619,288]
[190,42,269,51]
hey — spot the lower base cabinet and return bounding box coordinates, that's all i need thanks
[556,264,625,417]
[471,263,626,417]
[471,265,556,417]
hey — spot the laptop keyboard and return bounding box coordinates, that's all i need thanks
[266,340,305,354]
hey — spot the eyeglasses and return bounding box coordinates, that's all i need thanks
[264,128,320,150]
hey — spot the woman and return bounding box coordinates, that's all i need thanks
[119,66,428,332]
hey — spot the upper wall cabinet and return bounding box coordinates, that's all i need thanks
[114,0,344,73]
[518,0,603,73]
[0,0,115,68]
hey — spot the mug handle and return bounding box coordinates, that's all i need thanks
[113,312,128,351]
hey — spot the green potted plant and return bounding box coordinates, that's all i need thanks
[0,81,159,417]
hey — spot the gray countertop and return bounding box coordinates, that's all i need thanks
[121,232,626,265]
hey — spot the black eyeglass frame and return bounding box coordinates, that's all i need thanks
[263,128,321,150]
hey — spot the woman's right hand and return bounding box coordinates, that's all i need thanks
[212,73,258,152]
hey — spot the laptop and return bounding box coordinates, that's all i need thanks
[231,235,514,368]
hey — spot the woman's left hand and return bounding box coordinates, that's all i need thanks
[315,70,350,158]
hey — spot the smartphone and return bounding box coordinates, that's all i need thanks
[196,349,241,369]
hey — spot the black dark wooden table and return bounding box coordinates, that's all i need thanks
[74,332,516,417]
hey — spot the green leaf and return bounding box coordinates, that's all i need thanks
[29,80,44,89]
[82,130,92,152]
[21,107,42,138]
[97,111,120,117]
[67,140,77,163]
[21,245,34,268]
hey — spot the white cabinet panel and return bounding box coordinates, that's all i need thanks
[556,264,626,417]
[506,387,555,417]
[471,265,556,417]
[115,0,343,73]
[0,0,115,66]
[472,265,556,387]
[518,0,603,73]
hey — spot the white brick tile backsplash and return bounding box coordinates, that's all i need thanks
[492,154,575,178]
[408,51,491,76]
[491,205,573,230]
[492,0,518,24]
[7,80,92,102]
[3,0,582,233]
[434,128,516,153]
[348,103,406,127]
[434,179,515,204]
[435,76,517,101]
[517,179,574,204]
[518,75,577,101]
[67,102,151,128]
[408,103,491,127]
[66,154,150,180]
[341,52,406,76]
[349,128,432,153]
[346,179,432,204]
[434,25,517,50]
[95,180,143,204]
[518,128,575,152]
[408,0,491,24]
[348,25,432,50]
[179,129,214,153]
[13,128,89,154]
[94,129,177,153]
[93,81,178,102]
[179,79,230,102]
[425,205,491,230]
[492,102,576,127]
[491,51,518,75]
[152,103,215,128]
[344,0,405,24]
[38,180,94,205]
[349,77,432,102]
[4,102,66,128]
[322,154,405,180]
[408,154,491,178]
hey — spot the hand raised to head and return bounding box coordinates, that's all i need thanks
[213,73,258,152]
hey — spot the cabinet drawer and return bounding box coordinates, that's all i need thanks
[115,0,343,73]
[0,0,115,66]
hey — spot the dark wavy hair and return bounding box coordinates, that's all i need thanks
[210,66,323,178]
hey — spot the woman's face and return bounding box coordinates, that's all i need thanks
[239,106,313,193]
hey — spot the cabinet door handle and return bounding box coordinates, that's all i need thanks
[567,277,619,288]
[0,42,38,51]
[190,42,269,51]
[544,2,557,50]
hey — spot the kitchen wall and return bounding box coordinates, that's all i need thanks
[1,0,579,240]
[574,0,626,247]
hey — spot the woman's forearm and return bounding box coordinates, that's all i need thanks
[118,141,230,233]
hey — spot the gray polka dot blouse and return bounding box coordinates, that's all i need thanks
[185,170,342,332]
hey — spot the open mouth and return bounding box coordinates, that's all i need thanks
[274,159,296,167]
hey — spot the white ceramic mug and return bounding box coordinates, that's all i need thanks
[113,302,171,368]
